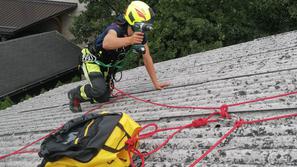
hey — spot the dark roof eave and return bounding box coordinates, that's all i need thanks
[0,31,14,36]
[0,67,78,99]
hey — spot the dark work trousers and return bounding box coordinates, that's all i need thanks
[82,72,110,103]
[68,63,110,104]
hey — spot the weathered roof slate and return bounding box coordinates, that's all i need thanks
[0,0,77,35]
[1,30,297,166]
[0,31,81,98]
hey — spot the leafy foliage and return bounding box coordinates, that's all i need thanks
[71,0,128,43]
[0,97,14,110]
[71,0,297,69]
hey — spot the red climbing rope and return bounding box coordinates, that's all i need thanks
[228,90,297,107]
[1,86,297,167]
[126,111,297,167]
[126,117,219,167]
[189,112,297,166]
[0,96,123,160]
[113,87,220,110]
[113,87,297,166]
[114,86,297,111]
[0,125,63,160]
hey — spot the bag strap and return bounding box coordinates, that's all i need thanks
[101,122,132,153]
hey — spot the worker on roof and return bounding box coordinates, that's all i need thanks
[67,1,170,113]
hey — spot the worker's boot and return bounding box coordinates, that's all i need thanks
[67,87,82,113]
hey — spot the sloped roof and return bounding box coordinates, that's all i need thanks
[1,30,297,166]
[0,31,81,98]
[0,0,77,36]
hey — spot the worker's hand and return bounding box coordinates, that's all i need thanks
[129,32,144,45]
[154,82,170,90]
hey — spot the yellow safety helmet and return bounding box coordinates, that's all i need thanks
[124,1,155,25]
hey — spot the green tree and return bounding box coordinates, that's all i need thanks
[250,0,297,34]
[71,0,297,69]
[71,0,128,43]
[149,0,222,62]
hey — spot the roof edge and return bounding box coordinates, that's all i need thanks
[0,31,60,44]
[11,0,78,7]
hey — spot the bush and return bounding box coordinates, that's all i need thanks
[0,97,14,110]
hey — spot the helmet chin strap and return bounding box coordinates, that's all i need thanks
[115,14,127,25]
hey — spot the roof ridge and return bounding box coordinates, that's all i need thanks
[0,31,60,45]
[5,0,77,6]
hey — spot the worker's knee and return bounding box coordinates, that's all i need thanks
[91,85,107,98]
[86,72,110,102]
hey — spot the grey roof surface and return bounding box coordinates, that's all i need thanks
[1,30,297,166]
[0,31,81,98]
[0,0,77,35]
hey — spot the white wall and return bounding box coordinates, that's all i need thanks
[50,0,86,40]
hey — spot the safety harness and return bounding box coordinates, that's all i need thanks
[94,53,126,82]
[82,45,130,81]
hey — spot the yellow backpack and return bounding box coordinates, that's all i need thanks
[38,112,140,167]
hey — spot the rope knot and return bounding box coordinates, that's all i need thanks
[234,119,245,128]
[220,104,230,119]
[126,137,139,148]
[192,118,208,127]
